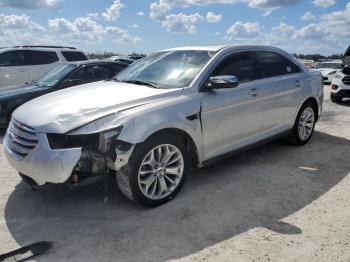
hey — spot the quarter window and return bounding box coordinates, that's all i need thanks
[212,52,257,83]
[255,51,300,79]
[61,51,88,62]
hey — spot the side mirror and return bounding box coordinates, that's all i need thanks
[207,75,239,90]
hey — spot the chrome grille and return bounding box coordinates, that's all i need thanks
[342,76,350,85]
[4,120,38,160]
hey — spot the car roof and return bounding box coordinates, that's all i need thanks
[161,44,290,53]
[0,46,82,52]
[68,59,129,66]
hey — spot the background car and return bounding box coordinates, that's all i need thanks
[330,66,350,102]
[0,60,128,127]
[0,46,88,89]
[314,61,343,84]
[106,56,135,65]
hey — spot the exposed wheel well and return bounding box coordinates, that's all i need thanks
[303,97,319,121]
[146,128,199,168]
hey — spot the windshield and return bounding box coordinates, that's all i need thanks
[114,50,214,88]
[315,62,342,69]
[37,64,78,87]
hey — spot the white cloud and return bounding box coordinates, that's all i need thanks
[105,26,141,44]
[161,13,204,34]
[0,14,45,31]
[102,0,124,21]
[301,11,316,21]
[47,15,141,44]
[312,0,335,8]
[0,0,62,10]
[226,21,261,39]
[48,18,76,33]
[131,24,139,28]
[137,12,144,16]
[149,0,302,20]
[206,11,222,23]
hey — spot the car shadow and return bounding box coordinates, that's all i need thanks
[3,131,350,262]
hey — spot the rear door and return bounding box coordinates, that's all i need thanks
[23,50,60,82]
[254,51,303,134]
[0,50,27,88]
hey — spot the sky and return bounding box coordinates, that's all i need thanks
[0,0,349,55]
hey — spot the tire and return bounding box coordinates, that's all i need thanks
[116,133,189,206]
[284,101,316,146]
[330,94,342,103]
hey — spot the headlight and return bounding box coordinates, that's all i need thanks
[47,133,99,149]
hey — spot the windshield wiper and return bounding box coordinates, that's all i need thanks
[117,79,160,89]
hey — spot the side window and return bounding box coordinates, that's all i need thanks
[0,51,25,66]
[24,50,58,65]
[61,51,88,62]
[90,65,110,79]
[69,67,94,81]
[212,52,257,83]
[255,51,300,79]
[110,64,126,76]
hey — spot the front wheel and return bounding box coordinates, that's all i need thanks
[116,134,189,206]
[284,102,316,146]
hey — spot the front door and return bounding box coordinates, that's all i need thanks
[200,51,263,160]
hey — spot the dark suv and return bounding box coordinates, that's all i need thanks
[0,60,128,127]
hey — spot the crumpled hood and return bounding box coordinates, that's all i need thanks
[13,81,183,133]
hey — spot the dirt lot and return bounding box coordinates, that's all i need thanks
[0,86,350,262]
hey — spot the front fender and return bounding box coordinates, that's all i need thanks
[117,94,204,162]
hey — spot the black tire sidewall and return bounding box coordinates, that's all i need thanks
[127,134,189,206]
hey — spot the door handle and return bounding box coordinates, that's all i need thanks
[18,69,25,72]
[248,88,258,97]
[295,80,301,88]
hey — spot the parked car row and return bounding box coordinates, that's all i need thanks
[3,44,324,206]
[0,46,88,88]
[0,60,129,127]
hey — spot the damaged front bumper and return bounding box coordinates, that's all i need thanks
[3,121,135,186]
[4,132,82,185]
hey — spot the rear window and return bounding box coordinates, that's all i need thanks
[255,51,300,79]
[61,51,88,62]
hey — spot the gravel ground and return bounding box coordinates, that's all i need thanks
[0,85,349,262]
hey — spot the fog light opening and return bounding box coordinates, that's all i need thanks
[331,84,338,91]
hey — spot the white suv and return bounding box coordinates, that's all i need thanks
[0,46,88,89]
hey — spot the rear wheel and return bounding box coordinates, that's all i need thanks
[330,93,342,103]
[116,134,189,206]
[285,101,316,146]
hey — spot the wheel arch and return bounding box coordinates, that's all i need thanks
[294,96,320,123]
[141,127,200,168]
